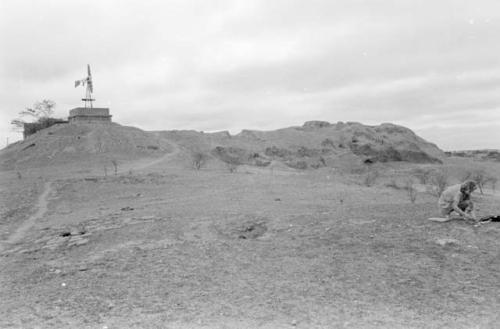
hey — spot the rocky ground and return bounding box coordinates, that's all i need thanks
[1,148,500,328]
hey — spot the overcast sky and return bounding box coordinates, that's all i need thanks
[1,0,500,150]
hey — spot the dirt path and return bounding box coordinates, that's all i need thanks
[118,140,181,174]
[1,181,52,250]
[1,140,180,252]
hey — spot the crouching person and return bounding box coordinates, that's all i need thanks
[438,180,477,223]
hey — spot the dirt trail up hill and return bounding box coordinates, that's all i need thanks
[0,181,53,252]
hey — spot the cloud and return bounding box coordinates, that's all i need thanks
[1,0,500,150]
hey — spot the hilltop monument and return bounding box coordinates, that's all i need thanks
[69,64,112,123]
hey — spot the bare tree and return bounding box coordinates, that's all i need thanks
[11,100,56,130]
[20,100,56,119]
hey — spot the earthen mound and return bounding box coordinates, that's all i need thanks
[1,123,172,170]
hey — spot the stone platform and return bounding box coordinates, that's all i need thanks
[68,107,112,123]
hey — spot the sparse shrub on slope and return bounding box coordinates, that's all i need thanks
[297,146,321,158]
[411,168,433,184]
[429,170,448,197]
[321,138,336,149]
[192,152,208,170]
[310,157,327,169]
[264,146,293,159]
[211,146,246,166]
[211,146,270,168]
[405,179,418,203]
[462,170,498,194]
[111,159,118,175]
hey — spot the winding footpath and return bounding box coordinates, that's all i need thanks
[117,139,181,174]
[0,181,53,252]
[1,140,181,253]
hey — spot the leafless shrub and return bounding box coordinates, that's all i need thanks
[429,171,448,197]
[192,152,208,170]
[412,168,432,184]
[462,170,497,194]
[111,159,118,175]
[405,179,417,203]
[490,177,498,191]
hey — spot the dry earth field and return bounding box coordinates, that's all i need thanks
[1,139,500,328]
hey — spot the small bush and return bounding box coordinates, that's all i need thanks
[265,146,293,158]
[211,146,245,165]
[111,159,118,175]
[429,171,448,197]
[490,177,498,191]
[192,152,208,170]
[405,179,417,203]
[412,168,432,184]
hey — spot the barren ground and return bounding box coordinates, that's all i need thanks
[1,151,500,328]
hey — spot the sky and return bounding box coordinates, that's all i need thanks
[1,0,500,151]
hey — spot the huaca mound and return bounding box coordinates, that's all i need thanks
[1,120,445,170]
[0,123,172,170]
[159,121,444,169]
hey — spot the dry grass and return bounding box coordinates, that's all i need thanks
[1,160,500,328]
